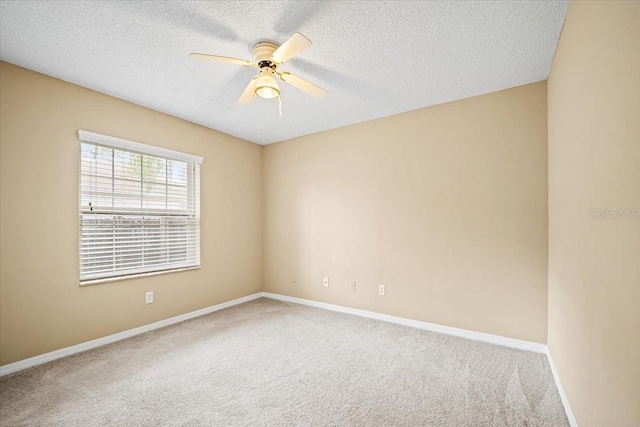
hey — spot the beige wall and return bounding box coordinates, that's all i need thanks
[0,62,263,365]
[1,63,549,369]
[263,82,549,343]
[547,2,640,426]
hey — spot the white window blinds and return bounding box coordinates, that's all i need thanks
[78,131,202,283]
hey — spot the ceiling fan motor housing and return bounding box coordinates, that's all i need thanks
[252,42,278,68]
[251,42,278,70]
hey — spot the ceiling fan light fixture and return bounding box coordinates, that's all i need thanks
[190,32,327,110]
[255,72,280,99]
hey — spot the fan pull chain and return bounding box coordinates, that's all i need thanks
[278,95,282,116]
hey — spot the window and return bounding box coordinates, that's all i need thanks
[78,131,202,284]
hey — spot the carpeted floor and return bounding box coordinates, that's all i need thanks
[0,298,569,426]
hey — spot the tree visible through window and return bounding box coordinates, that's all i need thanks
[79,136,200,283]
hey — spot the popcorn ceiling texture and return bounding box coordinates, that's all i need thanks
[0,1,568,144]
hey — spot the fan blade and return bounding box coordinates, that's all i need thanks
[271,33,312,64]
[189,53,254,67]
[280,72,327,99]
[237,78,258,104]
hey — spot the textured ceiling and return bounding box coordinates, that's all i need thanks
[0,1,568,145]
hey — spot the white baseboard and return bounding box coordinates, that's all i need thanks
[545,347,579,426]
[0,292,263,377]
[0,290,576,427]
[262,292,547,353]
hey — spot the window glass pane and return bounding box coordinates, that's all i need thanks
[80,143,97,176]
[80,174,93,208]
[168,160,187,186]
[81,144,113,178]
[167,184,188,210]
[142,182,166,209]
[79,175,114,207]
[114,179,142,208]
[143,155,166,184]
[114,150,141,181]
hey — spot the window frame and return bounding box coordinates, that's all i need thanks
[77,130,203,285]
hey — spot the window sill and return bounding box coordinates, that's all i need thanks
[79,266,201,286]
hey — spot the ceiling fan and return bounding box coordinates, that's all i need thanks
[189,33,327,115]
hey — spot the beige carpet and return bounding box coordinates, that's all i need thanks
[0,298,569,426]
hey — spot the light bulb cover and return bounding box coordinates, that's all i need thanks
[255,72,280,99]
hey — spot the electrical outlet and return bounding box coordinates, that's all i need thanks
[378,284,386,296]
[323,277,329,287]
[145,291,154,304]
[351,281,357,291]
